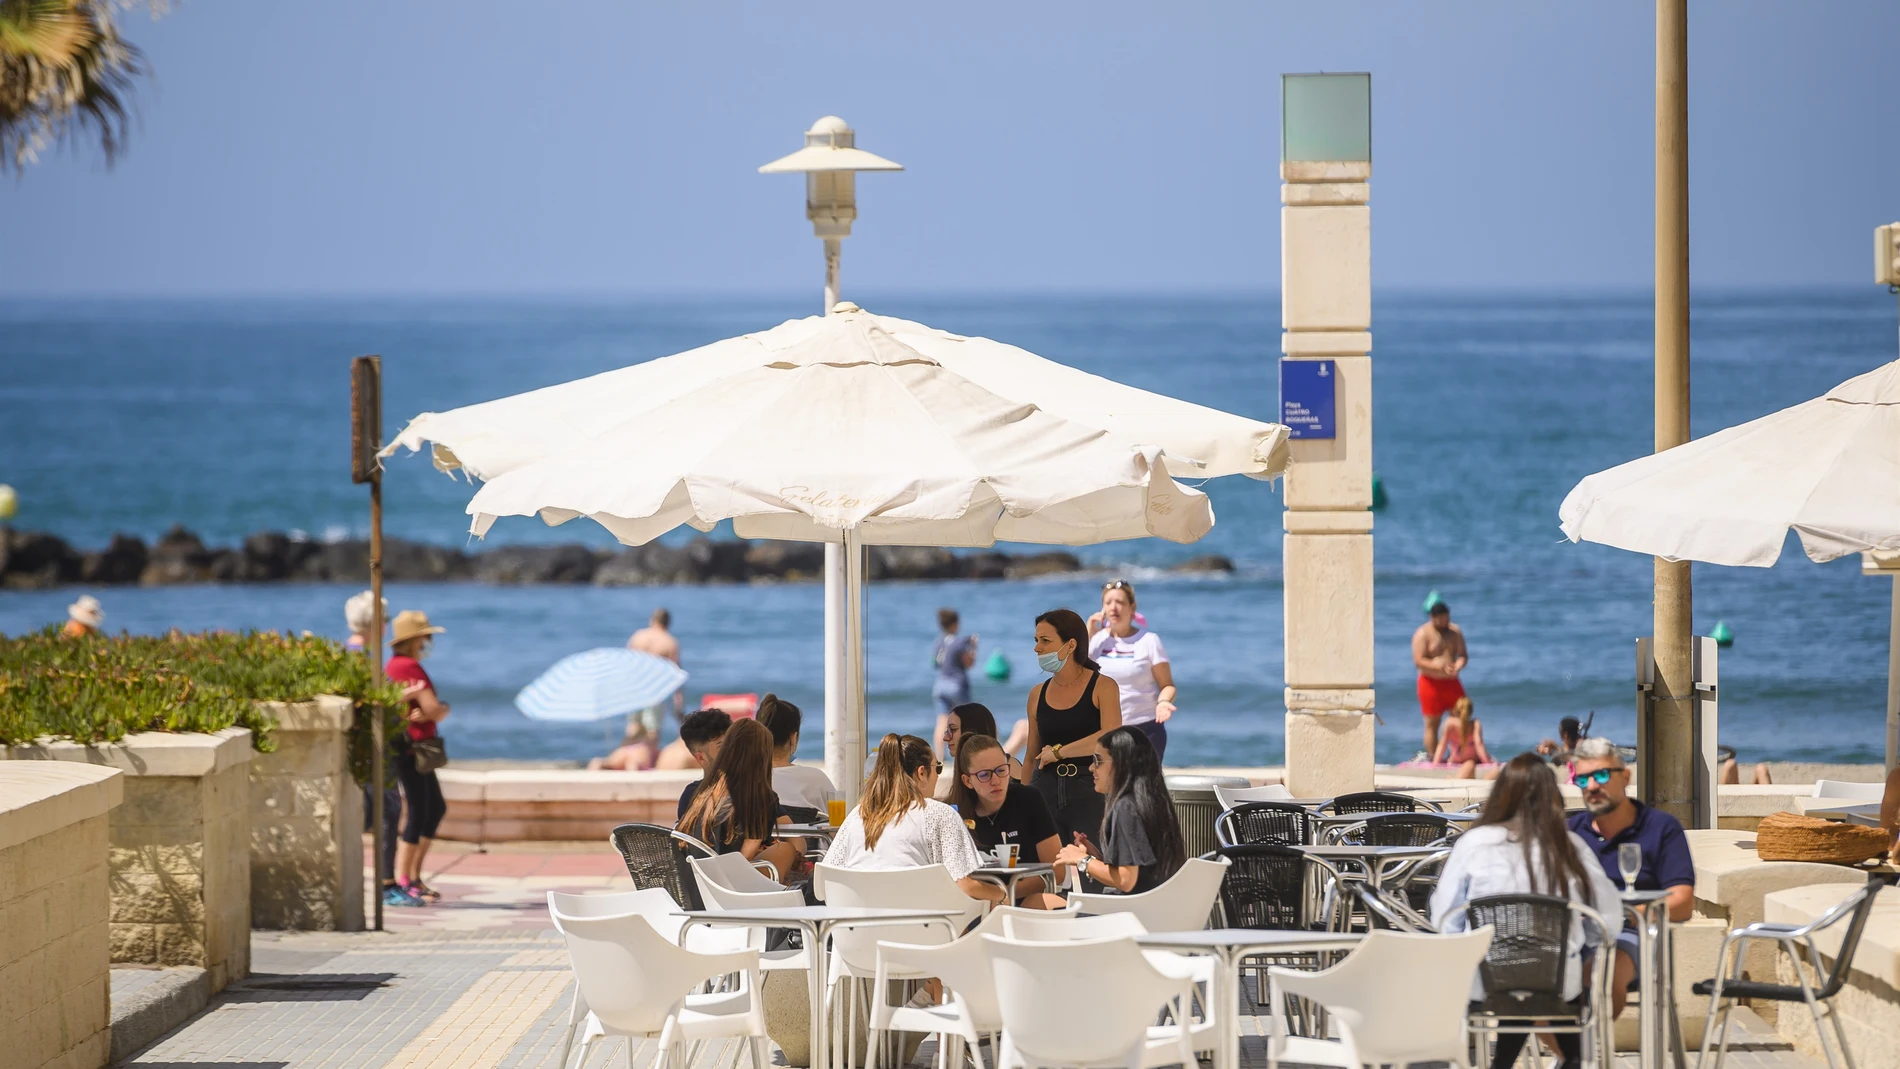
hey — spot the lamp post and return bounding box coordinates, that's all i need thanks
[760,116,903,799]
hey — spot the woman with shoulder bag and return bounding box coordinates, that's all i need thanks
[385,610,451,907]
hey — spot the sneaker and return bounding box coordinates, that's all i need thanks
[383,885,426,907]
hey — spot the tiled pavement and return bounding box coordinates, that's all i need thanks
[116,839,1834,1069]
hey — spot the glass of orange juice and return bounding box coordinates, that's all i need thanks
[825,792,847,827]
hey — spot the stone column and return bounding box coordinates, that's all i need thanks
[1281,140,1376,795]
[251,696,364,931]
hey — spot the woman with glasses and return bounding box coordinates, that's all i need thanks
[1054,726,1185,894]
[1025,608,1122,843]
[936,702,1026,798]
[823,733,1004,905]
[1087,580,1177,761]
[949,733,1065,907]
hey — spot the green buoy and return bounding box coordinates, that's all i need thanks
[1371,472,1387,511]
[1710,620,1734,648]
[1422,589,1445,615]
[983,651,1011,682]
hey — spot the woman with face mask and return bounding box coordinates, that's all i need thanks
[1023,608,1122,844]
[384,610,451,906]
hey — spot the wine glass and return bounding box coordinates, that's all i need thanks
[1618,842,1642,888]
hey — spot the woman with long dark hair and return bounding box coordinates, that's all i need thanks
[822,734,1003,905]
[1024,608,1121,842]
[950,733,1064,907]
[756,693,836,817]
[1430,753,1623,1069]
[1053,726,1183,894]
[678,719,802,878]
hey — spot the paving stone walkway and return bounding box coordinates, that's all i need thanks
[116,839,1835,1069]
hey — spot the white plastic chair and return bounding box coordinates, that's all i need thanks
[1001,910,1216,1052]
[865,907,1054,1069]
[1811,779,1886,802]
[983,934,1199,1069]
[1072,856,1230,933]
[813,864,981,1069]
[1265,927,1494,1069]
[688,855,814,975]
[1215,783,1295,810]
[694,849,792,894]
[550,904,769,1069]
[548,889,689,1069]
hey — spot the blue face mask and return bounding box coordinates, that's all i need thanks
[1036,650,1066,674]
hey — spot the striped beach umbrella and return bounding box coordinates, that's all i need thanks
[513,647,688,722]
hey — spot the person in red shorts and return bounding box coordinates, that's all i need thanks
[1411,601,1468,761]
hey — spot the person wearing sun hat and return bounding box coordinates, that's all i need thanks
[62,595,105,638]
[384,610,450,906]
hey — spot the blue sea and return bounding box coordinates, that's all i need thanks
[1,292,1894,766]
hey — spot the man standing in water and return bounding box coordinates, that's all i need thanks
[628,608,684,734]
[1411,601,1467,761]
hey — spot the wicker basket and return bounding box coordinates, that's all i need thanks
[1755,811,1891,866]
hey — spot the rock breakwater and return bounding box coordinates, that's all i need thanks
[0,526,1234,590]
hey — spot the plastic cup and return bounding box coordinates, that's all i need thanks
[827,798,848,827]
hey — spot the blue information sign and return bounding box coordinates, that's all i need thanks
[1279,359,1336,439]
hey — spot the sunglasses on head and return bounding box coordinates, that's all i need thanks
[1103,580,1131,591]
[1572,768,1617,788]
[967,764,1010,784]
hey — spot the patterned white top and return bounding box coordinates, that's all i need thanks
[821,798,982,880]
[1429,823,1626,1001]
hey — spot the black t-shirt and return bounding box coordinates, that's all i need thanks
[678,780,701,821]
[963,781,1061,856]
[680,785,790,855]
[1100,793,1169,894]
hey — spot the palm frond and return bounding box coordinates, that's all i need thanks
[0,0,153,174]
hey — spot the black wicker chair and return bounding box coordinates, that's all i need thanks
[1320,790,1440,815]
[609,822,714,911]
[1362,813,1458,912]
[1465,893,1615,1069]
[1694,873,1895,1069]
[1212,843,1346,1023]
[1216,801,1314,848]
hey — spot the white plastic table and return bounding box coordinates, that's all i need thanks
[1135,928,1364,1069]
[679,905,962,1069]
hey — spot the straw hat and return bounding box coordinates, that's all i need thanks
[388,609,445,646]
[68,595,105,628]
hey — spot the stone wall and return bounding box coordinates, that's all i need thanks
[5,729,254,993]
[250,697,363,931]
[0,762,124,1069]
[437,768,702,843]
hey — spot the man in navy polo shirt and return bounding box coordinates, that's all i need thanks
[1567,737,1696,1013]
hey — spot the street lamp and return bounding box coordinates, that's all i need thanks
[759,115,904,314]
[758,116,903,799]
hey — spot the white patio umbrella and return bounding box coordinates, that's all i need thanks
[1558,358,1900,765]
[387,305,1288,795]
[1559,360,1900,566]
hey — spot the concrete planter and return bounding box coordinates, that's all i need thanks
[5,729,253,993]
[250,696,363,931]
[0,762,123,1069]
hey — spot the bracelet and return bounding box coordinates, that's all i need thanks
[1052,743,1063,760]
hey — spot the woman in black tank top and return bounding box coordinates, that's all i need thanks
[1024,609,1122,844]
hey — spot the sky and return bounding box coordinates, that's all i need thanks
[2,1,1896,296]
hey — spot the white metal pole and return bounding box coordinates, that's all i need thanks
[1888,576,1899,774]
[824,540,849,796]
[843,527,868,802]
[824,238,841,313]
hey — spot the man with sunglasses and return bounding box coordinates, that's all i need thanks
[1566,737,1696,1012]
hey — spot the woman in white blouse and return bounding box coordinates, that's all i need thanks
[1087,580,1177,762]
[1431,753,1624,1069]
[823,733,1004,907]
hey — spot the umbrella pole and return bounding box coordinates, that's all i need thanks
[844,528,868,802]
[1888,577,1899,774]
[825,542,848,800]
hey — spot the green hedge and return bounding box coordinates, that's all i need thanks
[0,628,405,784]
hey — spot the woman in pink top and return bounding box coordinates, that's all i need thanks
[1433,697,1494,779]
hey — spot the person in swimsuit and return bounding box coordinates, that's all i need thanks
[1412,600,1468,761]
[1023,608,1122,844]
[1431,697,1493,779]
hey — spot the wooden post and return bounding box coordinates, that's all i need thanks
[351,355,385,931]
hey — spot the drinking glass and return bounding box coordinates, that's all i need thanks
[1618,842,1642,888]
[824,791,847,827]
